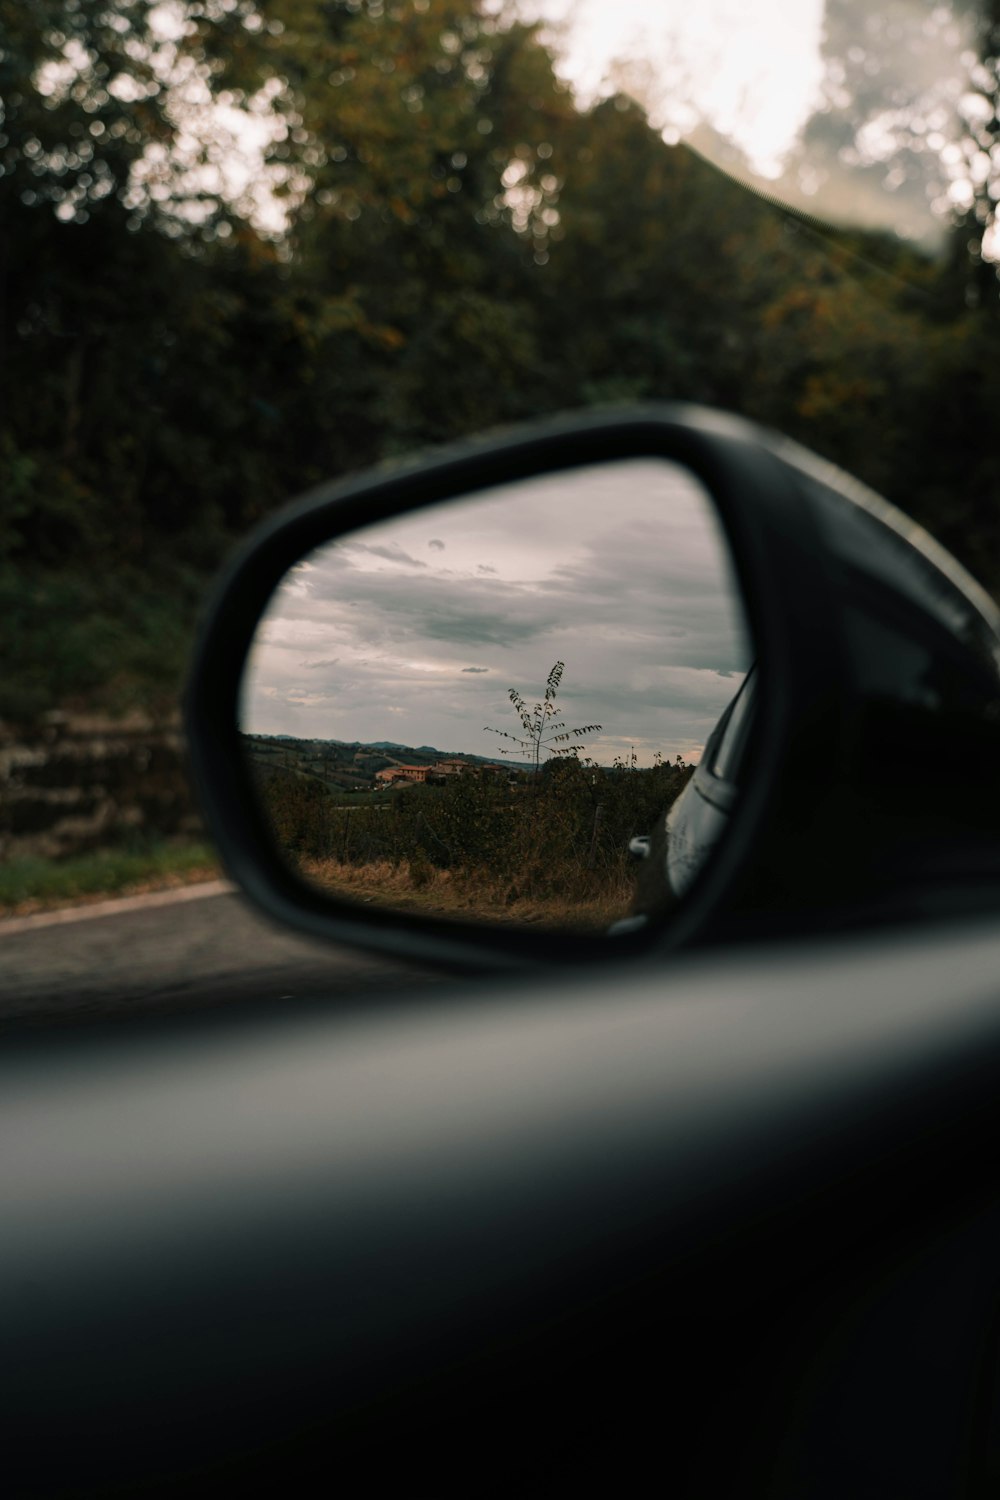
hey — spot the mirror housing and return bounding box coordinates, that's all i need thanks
[185,404,1000,968]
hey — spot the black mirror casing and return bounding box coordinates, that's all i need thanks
[185,404,1000,967]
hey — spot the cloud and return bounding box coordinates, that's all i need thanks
[348,540,427,568]
[243,459,753,761]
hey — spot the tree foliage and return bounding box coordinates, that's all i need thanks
[4,0,1000,727]
[484,661,602,774]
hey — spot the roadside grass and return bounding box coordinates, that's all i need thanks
[0,839,222,918]
[300,856,633,930]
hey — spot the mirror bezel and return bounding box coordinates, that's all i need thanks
[185,404,850,968]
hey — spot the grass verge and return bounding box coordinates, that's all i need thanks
[300,857,632,931]
[0,840,222,918]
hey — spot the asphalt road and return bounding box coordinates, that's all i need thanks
[0,882,445,1033]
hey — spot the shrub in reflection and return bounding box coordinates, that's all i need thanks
[252,751,693,929]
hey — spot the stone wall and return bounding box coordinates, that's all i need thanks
[0,712,202,861]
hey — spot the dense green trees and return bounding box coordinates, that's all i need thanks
[4,0,1000,726]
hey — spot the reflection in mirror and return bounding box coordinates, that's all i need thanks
[240,460,752,933]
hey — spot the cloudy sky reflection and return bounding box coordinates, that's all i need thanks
[241,460,752,765]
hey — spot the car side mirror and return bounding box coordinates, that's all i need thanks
[186,404,1000,968]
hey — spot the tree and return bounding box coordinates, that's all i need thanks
[217,0,578,464]
[484,661,601,777]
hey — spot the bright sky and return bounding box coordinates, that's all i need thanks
[242,460,751,766]
[522,0,976,246]
[523,0,828,175]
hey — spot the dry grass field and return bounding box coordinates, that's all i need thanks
[300,857,635,930]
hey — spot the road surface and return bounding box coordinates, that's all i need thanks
[0,882,446,1032]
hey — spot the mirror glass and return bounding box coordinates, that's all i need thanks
[239,459,752,933]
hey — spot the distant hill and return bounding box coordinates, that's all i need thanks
[240,733,532,784]
[365,739,496,759]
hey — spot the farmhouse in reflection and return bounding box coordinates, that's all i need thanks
[375,760,507,787]
[375,764,432,785]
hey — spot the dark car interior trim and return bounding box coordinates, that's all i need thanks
[8,912,1000,1495]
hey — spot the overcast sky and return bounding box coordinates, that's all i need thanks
[520,0,826,174]
[242,460,752,765]
[518,0,969,248]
